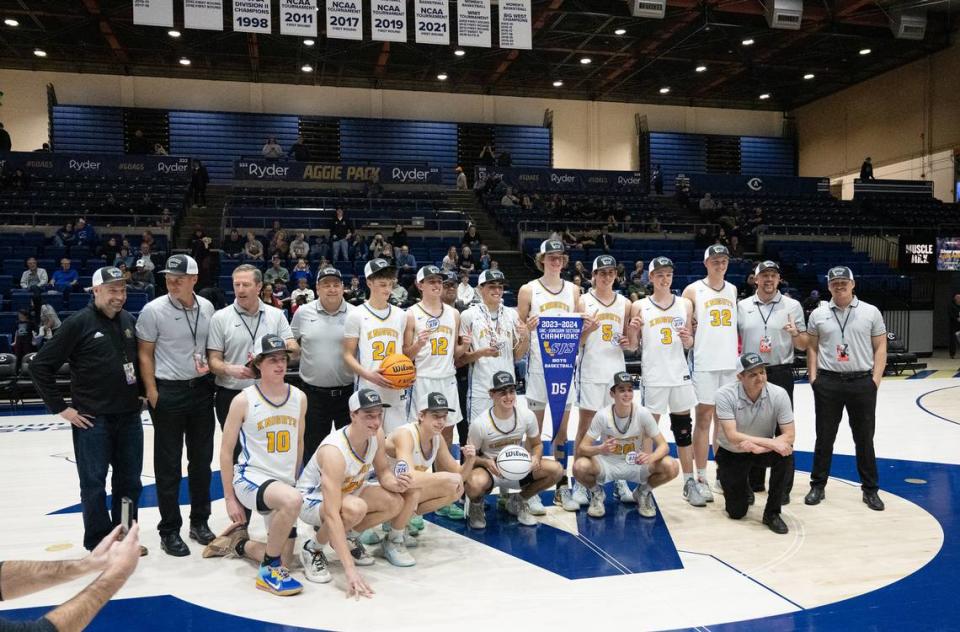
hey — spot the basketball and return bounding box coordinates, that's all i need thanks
[379,353,416,389]
[495,445,532,481]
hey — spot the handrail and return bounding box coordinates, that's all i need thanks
[517,220,960,239]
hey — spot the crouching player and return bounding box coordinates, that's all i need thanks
[464,371,564,529]
[296,388,414,598]
[572,372,679,519]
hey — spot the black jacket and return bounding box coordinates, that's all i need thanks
[29,302,141,416]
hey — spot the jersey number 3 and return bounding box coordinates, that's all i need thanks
[266,430,291,453]
[372,340,396,361]
[708,309,732,327]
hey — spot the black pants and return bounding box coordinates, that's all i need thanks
[216,387,243,464]
[950,327,959,357]
[717,447,788,519]
[192,183,207,206]
[150,378,215,535]
[749,364,795,496]
[456,367,469,450]
[810,372,879,492]
[302,383,352,469]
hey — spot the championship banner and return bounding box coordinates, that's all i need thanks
[326,0,362,40]
[0,152,192,180]
[133,0,174,27]
[499,0,532,50]
[371,0,407,42]
[414,0,450,45]
[233,159,442,184]
[280,0,318,36]
[457,0,491,48]
[184,0,224,30]
[537,316,583,441]
[232,0,271,33]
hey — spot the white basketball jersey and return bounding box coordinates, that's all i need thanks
[236,384,303,486]
[577,292,629,384]
[638,296,692,387]
[691,281,739,371]
[345,302,406,396]
[410,303,457,379]
[389,422,441,473]
[297,428,378,498]
[466,406,539,460]
[527,279,577,371]
[587,404,660,457]
[460,303,519,392]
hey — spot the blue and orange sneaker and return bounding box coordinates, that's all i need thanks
[256,563,303,596]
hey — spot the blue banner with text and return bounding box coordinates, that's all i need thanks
[234,159,442,185]
[537,315,583,442]
[477,166,647,193]
[0,151,192,180]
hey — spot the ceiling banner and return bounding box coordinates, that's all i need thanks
[232,0,271,33]
[279,0,318,37]
[184,0,224,30]
[499,0,532,50]
[133,0,174,27]
[457,0,491,48]
[326,0,363,40]
[371,0,407,43]
[414,0,450,45]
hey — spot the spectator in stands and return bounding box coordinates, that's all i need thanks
[191,160,209,207]
[389,279,408,307]
[652,164,664,195]
[561,226,581,250]
[12,308,35,365]
[290,258,311,286]
[396,245,417,288]
[21,256,49,317]
[222,228,243,258]
[118,246,137,269]
[500,188,519,207]
[0,121,10,152]
[479,143,496,166]
[616,262,628,289]
[137,241,158,274]
[456,272,477,310]
[262,137,284,159]
[53,221,76,248]
[386,223,407,250]
[728,234,745,259]
[572,260,588,282]
[456,166,468,190]
[859,157,874,181]
[331,208,351,262]
[364,176,383,199]
[260,283,283,310]
[290,232,310,260]
[348,231,367,261]
[190,229,214,288]
[381,243,396,267]
[571,274,585,293]
[244,231,264,260]
[264,254,290,287]
[52,258,79,297]
[802,289,822,322]
[10,167,30,189]
[272,280,291,313]
[288,135,311,161]
[629,260,649,291]
[647,216,662,233]
[153,143,168,155]
[489,260,500,272]
[694,226,713,250]
[76,217,98,248]
[699,192,716,214]
[478,245,491,271]
[459,245,476,276]
[33,303,62,350]
[272,234,291,261]
[344,276,364,305]
[159,208,173,228]
[267,220,283,245]
[472,173,485,201]
[368,233,388,260]
[521,193,533,211]
[599,225,614,253]
[290,277,316,309]
[441,245,459,272]
[129,259,156,299]
[36,142,52,152]
[99,236,120,263]
[462,224,482,250]
[129,129,150,154]
[310,233,330,261]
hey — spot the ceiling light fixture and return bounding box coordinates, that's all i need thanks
[580,57,592,64]
[614,28,626,35]
[4,18,19,27]
[454,49,465,56]
[552,80,563,87]
[659,87,670,94]
[33,49,47,57]
[301,64,313,72]
[803,73,815,80]
[859,47,871,55]
[437,73,448,80]
[742,38,755,46]
[759,93,771,100]
[303,39,315,46]
[179,57,191,66]
[167,29,181,38]
[695,65,707,73]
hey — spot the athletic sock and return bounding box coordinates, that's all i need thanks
[262,553,281,568]
[389,528,405,543]
[684,472,695,483]
[697,468,708,482]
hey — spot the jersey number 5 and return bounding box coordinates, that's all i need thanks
[266,430,291,453]
[372,340,396,361]
[601,324,614,341]
[708,309,732,327]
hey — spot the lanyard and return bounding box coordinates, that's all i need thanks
[832,305,853,343]
[234,305,263,344]
[170,294,201,350]
[479,301,503,341]
[755,295,780,334]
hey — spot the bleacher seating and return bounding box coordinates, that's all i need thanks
[764,240,910,298]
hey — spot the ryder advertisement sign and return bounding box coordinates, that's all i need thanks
[234,159,442,184]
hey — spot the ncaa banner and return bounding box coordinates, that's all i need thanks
[457,0,491,48]
[537,316,583,441]
[326,0,362,40]
[232,0,271,33]
[499,0,532,50]
[414,0,450,45]
[371,0,407,42]
[133,0,174,27]
[184,0,224,30]
[280,0,318,36]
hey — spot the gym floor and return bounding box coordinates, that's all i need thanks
[0,366,957,631]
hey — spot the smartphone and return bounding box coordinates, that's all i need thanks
[121,496,132,538]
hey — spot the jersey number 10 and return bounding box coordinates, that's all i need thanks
[266,430,291,453]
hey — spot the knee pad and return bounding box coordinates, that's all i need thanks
[670,413,693,447]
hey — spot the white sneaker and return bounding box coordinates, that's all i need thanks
[698,478,715,503]
[506,493,524,517]
[683,478,707,507]
[571,481,590,506]
[587,487,606,518]
[300,541,332,584]
[383,536,416,567]
[526,494,547,516]
[614,480,636,504]
[556,486,580,512]
[516,499,537,526]
[347,536,375,566]
[635,485,656,518]
[468,498,487,529]
[711,477,724,495]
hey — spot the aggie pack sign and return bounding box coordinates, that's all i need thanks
[0,152,191,180]
[234,159,442,185]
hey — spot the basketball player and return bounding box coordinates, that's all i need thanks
[516,239,581,513]
[682,244,739,501]
[465,372,564,529]
[343,258,408,434]
[572,255,638,507]
[297,388,414,597]
[219,334,306,597]
[633,257,702,506]
[572,372,679,518]
[458,269,531,423]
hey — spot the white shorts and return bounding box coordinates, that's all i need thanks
[409,375,462,426]
[576,381,612,412]
[595,457,651,486]
[233,468,293,531]
[466,390,492,424]
[299,496,324,527]
[692,370,737,406]
[525,371,573,411]
[642,384,697,415]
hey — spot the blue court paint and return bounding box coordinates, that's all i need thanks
[49,472,227,515]
[906,369,937,380]
[915,384,960,426]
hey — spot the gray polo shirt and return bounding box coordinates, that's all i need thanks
[207,300,294,390]
[807,296,886,373]
[715,381,793,453]
[291,298,354,388]
[136,293,216,381]
[737,292,806,366]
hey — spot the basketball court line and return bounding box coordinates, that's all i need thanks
[915,384,960,425]
[677,549,806,611]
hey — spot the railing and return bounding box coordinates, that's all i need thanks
[517,220,714,236]
[224,214,468,232]
[227,196,446,212]
[0,212,169,229]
